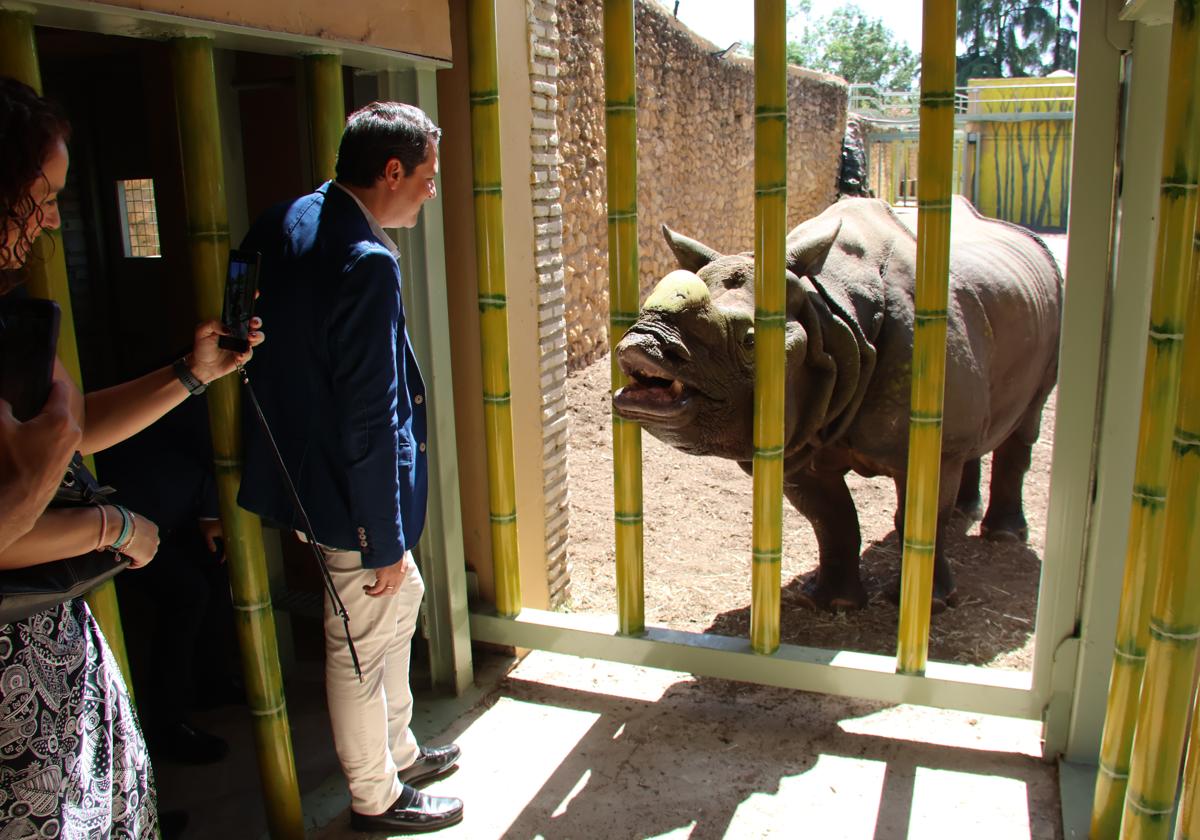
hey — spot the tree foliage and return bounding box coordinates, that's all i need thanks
[956,0,1079,84]
[784,3,920,90]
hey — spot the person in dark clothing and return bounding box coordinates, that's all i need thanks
[98,394,239,765]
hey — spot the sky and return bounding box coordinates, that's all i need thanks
[664,0,924,54]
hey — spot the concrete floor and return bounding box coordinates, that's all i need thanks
[306,650,1062,840]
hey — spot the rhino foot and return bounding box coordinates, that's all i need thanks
[797,574,869,613]
[980,513,1029,543]
[885,582,960,615]
[953,500,984,524]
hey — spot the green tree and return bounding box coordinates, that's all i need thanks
[784,4,920,91]
[956,0,1078,84]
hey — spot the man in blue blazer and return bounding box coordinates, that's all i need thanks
[238,102,463,833]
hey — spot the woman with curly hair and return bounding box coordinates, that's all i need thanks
[0,76,263,838]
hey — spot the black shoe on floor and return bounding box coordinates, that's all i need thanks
[154,721,229,765]
[349,785,464,834]
[397,743,461,787]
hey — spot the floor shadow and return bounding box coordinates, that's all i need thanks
[493,672,1059,840]
[705,528,1041,667]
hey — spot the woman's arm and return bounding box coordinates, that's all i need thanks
[78,318,262,455]
[0,505,160,569]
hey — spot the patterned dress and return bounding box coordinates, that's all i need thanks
[0,599,157,839]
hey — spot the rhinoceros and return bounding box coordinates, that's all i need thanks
[612,196,1062,611]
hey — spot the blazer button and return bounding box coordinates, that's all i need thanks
[414,394,424,405]
[357,527,366,535]
[418,442,426,452]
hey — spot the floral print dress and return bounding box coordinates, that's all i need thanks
[0,599,157,839]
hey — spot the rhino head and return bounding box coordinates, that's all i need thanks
[614,216,872,462]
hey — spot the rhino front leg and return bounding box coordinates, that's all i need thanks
[955,458,983,522]
[783,471,869,611]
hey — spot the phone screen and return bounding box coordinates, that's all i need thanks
[0,298,61,421]
[219,250,260,353]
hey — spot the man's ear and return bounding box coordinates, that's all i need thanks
[385,157,405,188]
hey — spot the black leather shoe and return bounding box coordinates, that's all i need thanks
[397,743,462,786]
[350,785,464,834]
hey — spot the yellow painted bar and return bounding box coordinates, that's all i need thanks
[604,0,644,635]
[750,0,786,655]
[0,6,133,682]
[895,0,957,676]
[1091,2,1200,833]
[303,53,345,186]
[1170,279,1200,840]
[171,37,304,839]
[1122,265,1200,840]
[467,0,521,616]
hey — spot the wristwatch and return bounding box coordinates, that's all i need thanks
[173,357,208,395]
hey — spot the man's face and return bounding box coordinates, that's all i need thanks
[1,137,68,269]
[382,141,439,229]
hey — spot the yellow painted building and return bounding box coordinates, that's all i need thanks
[965,74,1075,231]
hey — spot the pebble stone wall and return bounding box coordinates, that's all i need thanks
[557,0,849,369]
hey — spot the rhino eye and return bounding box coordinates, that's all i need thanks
[742,327,755,348]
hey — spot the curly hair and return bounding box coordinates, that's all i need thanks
[0,77,71,291]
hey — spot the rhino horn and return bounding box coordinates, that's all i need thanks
[786,216,843,278]
[662,224,722,273]
[643,270,712,314]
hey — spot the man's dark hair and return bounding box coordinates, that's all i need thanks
[0,76,71,289]
[334,102,441,188]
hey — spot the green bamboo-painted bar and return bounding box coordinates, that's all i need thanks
[1121,269,1200,839]
[467,0,521,617]
[1165,274,1200,840]
[749,0,786,655]
[0,6,134,683]
[895,0,957,676]
[170,37,304,839]
[1091,1,1200,833]
[604,0,644,636]
[303,52,344,186]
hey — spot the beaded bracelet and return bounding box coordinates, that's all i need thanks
[111,505,133,551]
[95,504,108,552]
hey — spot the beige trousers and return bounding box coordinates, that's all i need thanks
[321,547,424,815]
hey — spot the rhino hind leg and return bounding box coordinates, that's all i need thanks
[980,426,1038,543]
[783,472,868,611]
[890,468,964,614]
[954,458,984,523]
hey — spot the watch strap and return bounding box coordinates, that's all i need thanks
[173,357,207,395]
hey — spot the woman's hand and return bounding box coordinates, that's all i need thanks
[116,510,160,569]
[185,317,265,385]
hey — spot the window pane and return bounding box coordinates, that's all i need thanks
[117,178,162,258]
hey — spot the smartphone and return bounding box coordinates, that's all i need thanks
[218,249,261,353]
[0,298,62,421]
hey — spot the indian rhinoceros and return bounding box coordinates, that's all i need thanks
[612,196,1062,611]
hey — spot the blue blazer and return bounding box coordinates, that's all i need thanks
[237,183,427,568]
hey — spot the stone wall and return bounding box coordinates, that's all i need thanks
[557,0,848,368]
[526,0,571,607]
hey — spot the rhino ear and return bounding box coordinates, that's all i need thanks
[662,224,722,273]
[786,217,842,278]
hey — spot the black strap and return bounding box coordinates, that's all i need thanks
[237,365,363,682]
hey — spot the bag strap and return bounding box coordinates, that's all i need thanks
[237,365,363,682]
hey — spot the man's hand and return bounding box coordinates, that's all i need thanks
[186,317,265,384]
[0,378,82,552]
[363,551,413,597]
[198,518,223,557]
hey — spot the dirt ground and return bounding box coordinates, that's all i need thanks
[564,231,1065,674]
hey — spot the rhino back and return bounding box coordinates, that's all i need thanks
[837,198,1061,471]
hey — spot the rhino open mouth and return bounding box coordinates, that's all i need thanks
[613,350,699,427]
